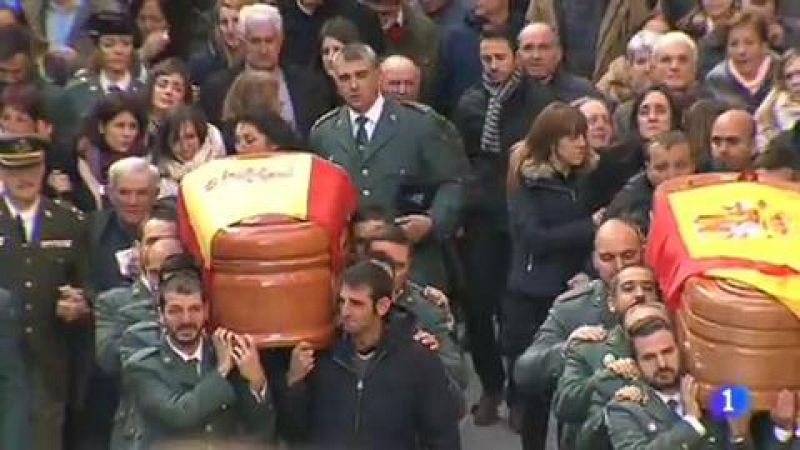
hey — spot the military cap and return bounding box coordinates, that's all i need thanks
[0,134,47,169]
[86,11,136,40]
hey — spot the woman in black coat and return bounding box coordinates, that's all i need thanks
[504,101,602,443]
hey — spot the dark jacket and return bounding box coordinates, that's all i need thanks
[605,171,654,233]
[279,0,385,68]
[453,77,555,224]
[435,12,525,114]
[585,138,645,210]
[88,209,138,293]
[532,68,600,103]
[188,39,232,87]
[199,64,333,140]
[0,288,28,450]
[281,316,462,450]
[507,161,595,299]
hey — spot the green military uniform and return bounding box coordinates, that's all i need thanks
[514,280,616,395]
[95,280,162,450]
[396,281,468,391]
[310,98,469,290]
[0,135,90,450]
[606,383,751,450]
[113,320,162,450]
[95,279,158,375]
[123,338,276,449]
[555,325,632,450]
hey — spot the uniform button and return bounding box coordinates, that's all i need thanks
[220,404,228,411]
[24,304,32,311]
[681,444,689,450]
[361,168,369,176]
[205,424,213,433]
[25,326,32,334]
[362,189,371,197]
[24,281,32,288]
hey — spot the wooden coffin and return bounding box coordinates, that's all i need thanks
[210,214,335,348]
[649,172,800,411]
[177,152,358,349]
[677,276,800,410]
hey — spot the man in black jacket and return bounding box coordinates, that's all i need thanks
[198,3,333,140]
[452,28,554,427]
[606,130,696,234]
[282,260,462,449]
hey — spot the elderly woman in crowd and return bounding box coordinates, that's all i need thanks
[755,49,800,151]
[597,29,661,104]
[705,12,778,112]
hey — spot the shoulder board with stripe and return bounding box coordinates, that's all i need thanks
[311,107,342,131]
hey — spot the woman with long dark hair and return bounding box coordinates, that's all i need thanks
[505,102,601,448]
[76,92,148,211]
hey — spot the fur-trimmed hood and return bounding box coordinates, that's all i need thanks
[518,151,599,182]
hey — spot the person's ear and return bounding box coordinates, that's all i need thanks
[376,296,392,317]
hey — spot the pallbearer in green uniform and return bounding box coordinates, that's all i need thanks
[553,265,664,450]
[0,134,91,450]
[123,267,276,448]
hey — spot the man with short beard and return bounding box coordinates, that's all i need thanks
[554,265,663,450]
[124,268,275,447]
[607,319,800,450]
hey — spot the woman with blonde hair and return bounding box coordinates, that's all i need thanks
[755,48,800,151]
[504,101,602,441]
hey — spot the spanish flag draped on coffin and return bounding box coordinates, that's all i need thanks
[646,172,800,410]
[177,153,358,348]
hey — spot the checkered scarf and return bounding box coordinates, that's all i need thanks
[480,68,522,154]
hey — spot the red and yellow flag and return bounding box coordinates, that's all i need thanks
[647,175,800,317]
[177,153,357,270]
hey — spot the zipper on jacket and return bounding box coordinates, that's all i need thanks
[354,379,364,433]
[525,254,534,272]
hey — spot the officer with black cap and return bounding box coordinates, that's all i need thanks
[60,10,146,140]
[0,134,91,450]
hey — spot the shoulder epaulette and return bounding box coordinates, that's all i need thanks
[122,346,159,366]
[65,69,91,88]
[52,199,85,221]
[399,100,432,113]
[311,107,341,131]
[53,198,86,221]
[555,280,601,303]
[126,320,161,332]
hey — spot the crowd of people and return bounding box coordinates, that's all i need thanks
[1,0,800,449]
